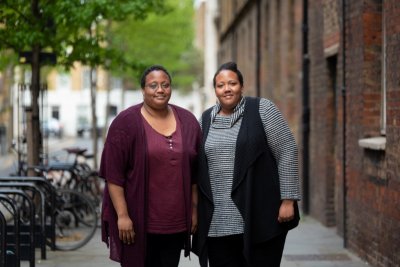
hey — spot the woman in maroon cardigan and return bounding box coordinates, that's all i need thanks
[99,65,201,267]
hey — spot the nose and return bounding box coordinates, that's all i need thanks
[223,84,232,92]
[155,85,167,94]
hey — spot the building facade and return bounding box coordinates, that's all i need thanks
[203,0,400,266]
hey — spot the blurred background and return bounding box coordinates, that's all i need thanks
[0,1,399,266]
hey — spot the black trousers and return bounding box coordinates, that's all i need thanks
[207,231,288,267]
[145,232,185,267]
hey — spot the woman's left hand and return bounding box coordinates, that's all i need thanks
[277,199,295,223]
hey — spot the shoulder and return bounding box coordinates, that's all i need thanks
[258,97,276,111]
[108,104,142,137]
[201,106,214,117]
[200,105,216,126]
[242,96,265,113]
[171,104,199,127]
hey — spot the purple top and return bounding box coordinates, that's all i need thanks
[99,103,201,267]
[143,109,186,233]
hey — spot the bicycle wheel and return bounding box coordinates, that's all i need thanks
[54,189,97,251]
[77,174,104,209]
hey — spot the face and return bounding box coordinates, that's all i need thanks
[214,70,243,112]
[142,70,171,109]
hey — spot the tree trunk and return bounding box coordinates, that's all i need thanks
[28,44,42,176]
[27,0,42,176]
[90,68,98,170]
[3,66,14,153]
[102,72,111,141]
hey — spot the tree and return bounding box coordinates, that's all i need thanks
[0,0,166,170]
[109,0,203,93]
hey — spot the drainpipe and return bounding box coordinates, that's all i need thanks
[302,0,310,214]
[232,0,237,61]
[341,0,348,248]
[256,0,261,97]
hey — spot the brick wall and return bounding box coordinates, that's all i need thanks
[308,0,340,227]
[216,0,304,207]
[308,0,400,265]
[218,0,302,135]
[214,0,400,265]
[342,0,400,266]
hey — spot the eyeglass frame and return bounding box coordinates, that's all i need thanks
[145,82,171,90]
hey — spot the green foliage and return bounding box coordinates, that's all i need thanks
[0,50,18,70]
[109,0,202,92]
[0,0,167,69]
[0,0,202,92]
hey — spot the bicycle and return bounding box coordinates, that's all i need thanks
[0,176,98,251]
[53,188,98,251]
[9,138,28,177]
[40,148,102,199]
[7,143,101,251]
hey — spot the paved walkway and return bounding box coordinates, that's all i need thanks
[17,215,368,267]
[1,138,369,267]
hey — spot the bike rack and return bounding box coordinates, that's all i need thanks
[0,189,35,267]
[0,194,21,267]
[0,176,56,251]
[0,182,46,261]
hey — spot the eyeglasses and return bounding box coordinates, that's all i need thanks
[145,82,171,90]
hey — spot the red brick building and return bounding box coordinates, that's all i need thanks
[213,0,400,266]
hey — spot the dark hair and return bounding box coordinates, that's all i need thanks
[213,61,244,88]
[140,65,172,89]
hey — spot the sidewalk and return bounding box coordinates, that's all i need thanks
[17,215,368,267]
[280,216,368,267]
[0,138,369,267]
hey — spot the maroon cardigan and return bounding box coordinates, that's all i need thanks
[99,103,201,267]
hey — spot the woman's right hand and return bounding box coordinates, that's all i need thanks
[117,215,135,245]
[107,182,135,245]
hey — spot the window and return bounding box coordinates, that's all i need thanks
[111,77,122,90]
[82,69,96,90]
[51,106,60,120]
[108,105,118,117]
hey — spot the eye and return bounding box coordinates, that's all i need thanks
[228,81,238,87]
[147,83,158,90]
[161,83,170,89]
[216,83,225,89]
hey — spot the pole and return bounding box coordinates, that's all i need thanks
[341,0,348,248]
[302,0,310,214]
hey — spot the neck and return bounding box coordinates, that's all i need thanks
[219,97,243,116]
[219,108,234,116]
[142,103,170,119]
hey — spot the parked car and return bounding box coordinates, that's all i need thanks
[43,118,63,138]
[77,123,103,137]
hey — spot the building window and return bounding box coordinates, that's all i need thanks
[108,105,118,117]
[77,105,89,129]
[51,106,60,120]
[56,73,71,91]
[111,77,122,90]
[82,68,96,90]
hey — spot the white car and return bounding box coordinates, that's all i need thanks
[43,118,63,138]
